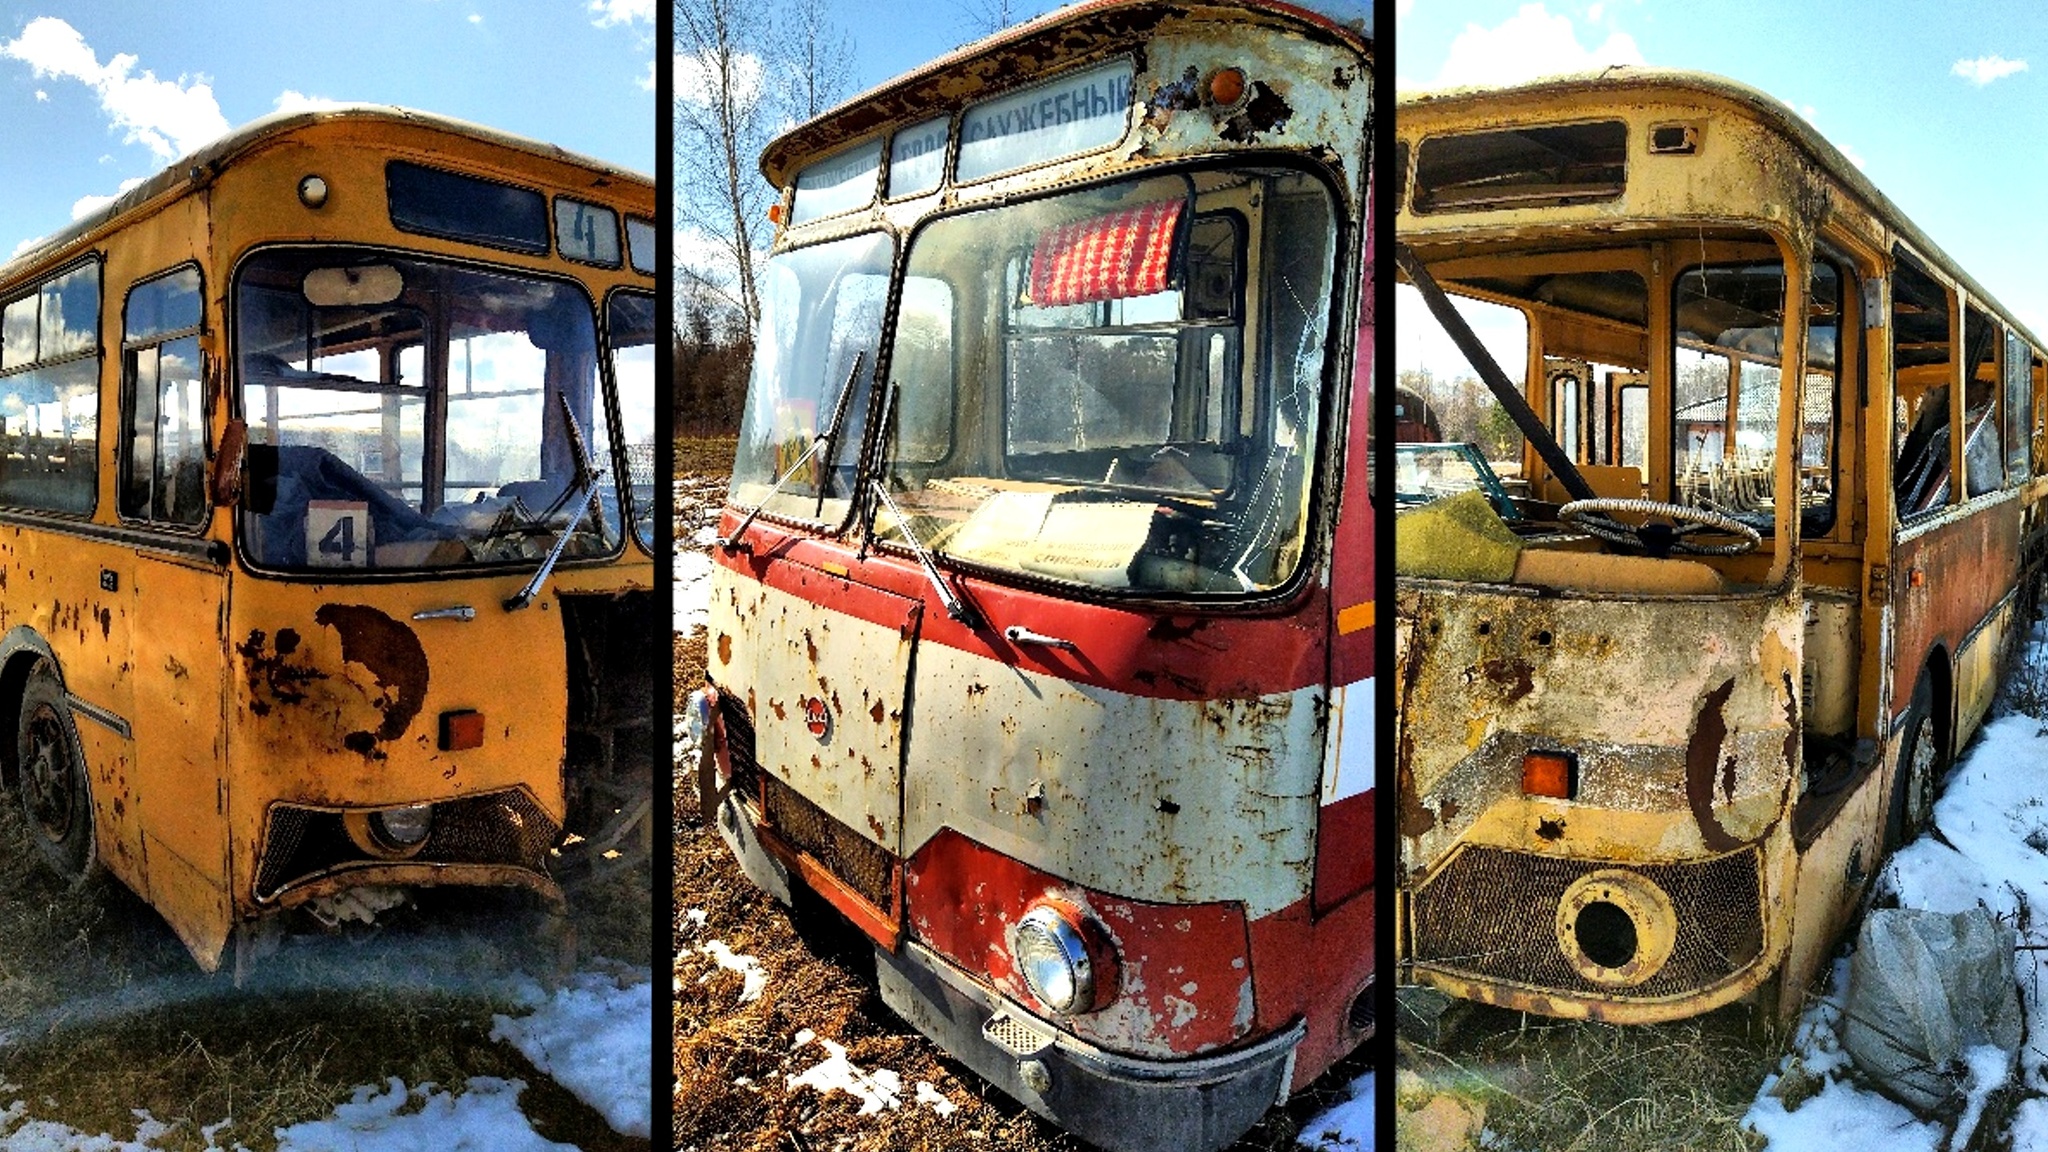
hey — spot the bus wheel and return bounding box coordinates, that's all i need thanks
[17,668,94,881]
[1885,675,1944,854]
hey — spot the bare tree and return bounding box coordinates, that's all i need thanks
[674,0,775,326]
[948,0,1036,40]
[774,0,856,125]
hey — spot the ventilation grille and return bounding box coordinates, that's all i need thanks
[717,691,759,799]
[761,774,894,914]
[1409,845,1763,1001]
[254,789,560,901]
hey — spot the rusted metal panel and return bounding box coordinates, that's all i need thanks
[708,561,921,856]
[760,1,1369,190]
[1890,494,2023,723]
[906,828,1254,1058]
[1397,582,1803,875]
[903,636,1323,920]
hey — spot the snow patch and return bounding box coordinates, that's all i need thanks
[1296,1069,1375,1149]
[784,1032,957,1119]
[697,940,767,1002]
[489,970,653,1137]
[274,1078,575,1152]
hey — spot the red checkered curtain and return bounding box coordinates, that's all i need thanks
[1028,198,1186,307]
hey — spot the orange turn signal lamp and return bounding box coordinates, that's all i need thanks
[440,709,485,751]
[1208,66,1247,109]
[1522,749,1577,800]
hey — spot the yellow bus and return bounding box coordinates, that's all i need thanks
[1394,70,2048,1022]
[0,106,656,972]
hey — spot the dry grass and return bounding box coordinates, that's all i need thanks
[1395,1001,1777,1152]
[672,441,1376,1152]
[0,704,653,1150]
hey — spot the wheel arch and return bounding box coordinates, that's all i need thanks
[0,626,65,790]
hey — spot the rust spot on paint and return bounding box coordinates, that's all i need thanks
[313,604,429,746]
[235,627,325,716]
[967,683,987,696]
[870,700,885,724]
[1685,678,1742,852]
[1537,817,1565,841]
[770,699,787,721]
[1780,670,1800,776]
[1479,657,1535,704]
[717,633,732,664]
[1219,81,1291,143]
[97,607,110,642]
[804,631,818,664]
[868,814,888,842]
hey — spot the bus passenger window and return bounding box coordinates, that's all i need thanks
[1892,253,1953,518]
[2005,331,2032,484]
[0,261,99,516]
[121,267,206,526]
[1962,304,2002,498]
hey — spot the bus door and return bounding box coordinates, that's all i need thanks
[113,264,235,962]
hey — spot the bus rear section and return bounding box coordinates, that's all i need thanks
[690,3,1372,1149]
[0,107,655,971]
[1393,71,2048,1024]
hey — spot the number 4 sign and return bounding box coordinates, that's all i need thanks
[307,500,372,567]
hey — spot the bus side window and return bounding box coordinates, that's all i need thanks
[121,266,206,526]
[890,276,954,468]
[0,261,99,516]
[2004,330,2032,485]
[1891,252,1954,518]
[1962,303,2002,498]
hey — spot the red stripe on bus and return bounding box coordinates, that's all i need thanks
[713,525,1328,701]
[1314,790,1373,909]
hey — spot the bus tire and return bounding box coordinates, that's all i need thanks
[1885,674,1944,854]
[16,666,95,882]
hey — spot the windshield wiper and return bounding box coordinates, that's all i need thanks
[718,351,864,551]
[505,390,607,611]
[870,479,976,626]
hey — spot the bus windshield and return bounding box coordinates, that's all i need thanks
[236,249,621,572]
[877,166,1338,595]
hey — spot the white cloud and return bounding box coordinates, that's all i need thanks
[1954,54,2027,86]
[675,49,764,112]
[274,90,347,113]
[1433,3,1645,89]
[639,60,655,92]
[469,13,483,24]
[10,235,48,257]
[588,0,653,27]
[0,17,230,162]
[32,89,46,102]
[69,176,145,221]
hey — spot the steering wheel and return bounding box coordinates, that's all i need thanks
[1558,497,1761,557]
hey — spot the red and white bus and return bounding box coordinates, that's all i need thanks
[688,3,1371,1148]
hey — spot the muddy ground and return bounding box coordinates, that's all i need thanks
[672,439,1374,1152]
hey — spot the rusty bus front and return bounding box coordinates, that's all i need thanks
[0,108,655,971]
[690,4,1371,1149]
[1394,70,2048,1023]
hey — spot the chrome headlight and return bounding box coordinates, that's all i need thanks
[1014,904,1094,1014]
[370,804,433,849]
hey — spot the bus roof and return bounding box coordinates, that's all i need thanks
[0,104,652,287]
[1398,66,2045,354]
[759,0,1371,186]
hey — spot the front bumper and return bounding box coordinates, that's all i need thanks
[876,940,1302,1152]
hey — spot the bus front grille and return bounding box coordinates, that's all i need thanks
[1409,845,1763,1001]
[716,691,760,799]
[254,789,561,901]
[760,774,895,914]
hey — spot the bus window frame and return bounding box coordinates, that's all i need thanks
[226,241,630,581]
[116,261,211,535]
[730,224,902,541]
[948,54,1138,189]
[384,160,552,259]
[551,195,625,271]
[625,215,658,277]
[789,136,887,226]
[0,253,103,522]
[865,152,1354,612]
[600,283,657,557]
[883,114,955,204]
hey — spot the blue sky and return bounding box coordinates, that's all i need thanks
[0,2,654,258]
[1397,0,2048,343]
